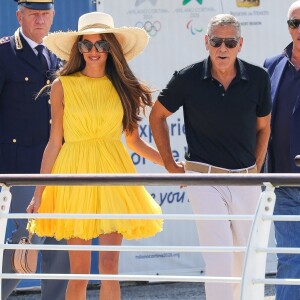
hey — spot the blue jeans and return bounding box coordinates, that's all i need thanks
[274,187,300,300]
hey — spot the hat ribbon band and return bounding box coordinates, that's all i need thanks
[79,23,112,31]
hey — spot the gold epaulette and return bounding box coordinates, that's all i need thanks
[14,28,23,50]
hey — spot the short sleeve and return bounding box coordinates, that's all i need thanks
[157,71,185,113]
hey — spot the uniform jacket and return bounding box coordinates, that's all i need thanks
[264,43,300,173]
[0,30,61,173]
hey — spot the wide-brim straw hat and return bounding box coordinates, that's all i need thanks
[44,12,149,61]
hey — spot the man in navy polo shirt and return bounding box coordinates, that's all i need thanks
[0,1,69,299]
[150,14,271,300]
[264,1,300,299]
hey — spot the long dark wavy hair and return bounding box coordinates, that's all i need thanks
[58,33,153,133]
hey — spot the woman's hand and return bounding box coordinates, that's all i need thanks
[26,196,41,213]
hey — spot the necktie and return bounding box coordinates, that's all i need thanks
[35,45,48,71]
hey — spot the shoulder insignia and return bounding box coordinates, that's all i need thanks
[0,36,10,45]
[14,28,23,50]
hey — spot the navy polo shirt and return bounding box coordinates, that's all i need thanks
[158,57,272,169]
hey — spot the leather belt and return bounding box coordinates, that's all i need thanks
[185,161,257,174]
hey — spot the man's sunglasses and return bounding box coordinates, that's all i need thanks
[78,40,110,53]
[208,37,240,49]
[287,19,300,29]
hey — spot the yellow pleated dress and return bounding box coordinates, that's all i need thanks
[34,72,163,241]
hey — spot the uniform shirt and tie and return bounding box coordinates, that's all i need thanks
[35,44,49,71]
[20,27,50,71]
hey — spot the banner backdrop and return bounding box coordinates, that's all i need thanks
[95,0,295,276]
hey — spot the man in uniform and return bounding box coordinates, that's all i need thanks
[0,1,69,299]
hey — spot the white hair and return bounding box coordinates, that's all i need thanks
[207,14,241,37]
[17,4,24,12]
[17,4,54,12]
[288,1,300,19]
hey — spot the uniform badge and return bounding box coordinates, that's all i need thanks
[0,36,10,45]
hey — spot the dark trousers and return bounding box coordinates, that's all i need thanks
[1,186,70,300]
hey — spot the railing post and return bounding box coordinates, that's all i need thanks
[240,182,276,300]
[0,185,12,296]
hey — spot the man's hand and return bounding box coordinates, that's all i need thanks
[166,161,185,174]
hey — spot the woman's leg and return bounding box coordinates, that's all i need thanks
[99,232,123,300]
[66,238,92,300]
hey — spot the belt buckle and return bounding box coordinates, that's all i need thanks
[229,169,240,173]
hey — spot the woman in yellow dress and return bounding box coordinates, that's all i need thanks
[26,12,164,300]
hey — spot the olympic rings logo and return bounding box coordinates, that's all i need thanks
[135,21,161,37]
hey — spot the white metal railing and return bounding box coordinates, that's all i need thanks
[240,183,275,299]
[1,173,300,299]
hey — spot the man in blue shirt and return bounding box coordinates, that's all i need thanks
[264,1,300,299]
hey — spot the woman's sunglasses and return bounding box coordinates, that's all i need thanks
[287,19,300,29]
[78,40,110,53]
[208,37,239,49]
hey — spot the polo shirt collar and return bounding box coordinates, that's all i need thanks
[237,58,249,81]
[201,56,249,81]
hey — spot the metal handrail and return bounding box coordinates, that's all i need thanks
[0,173,300,186]
[0,212,254,220]
[0,244,247,253]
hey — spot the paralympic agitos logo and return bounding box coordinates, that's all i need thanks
[186,20,203,35]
